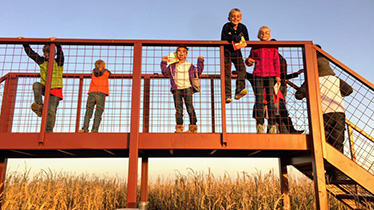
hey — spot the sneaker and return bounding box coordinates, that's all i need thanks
[225,95,232,104]
[234,88,247,100]
[256,124,265,134]
[31,103,43,117]
[268,125,277,134]
[78,129,88,133]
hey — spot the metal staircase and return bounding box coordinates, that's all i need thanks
[292,125,374,209]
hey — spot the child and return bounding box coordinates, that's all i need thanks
[79,60,111,133]
[160,46,204,133]
[243,72,302,134]
[245,26,281,133]
[19,36,64,133]
[295,45,353,152]
[221,8,249,103]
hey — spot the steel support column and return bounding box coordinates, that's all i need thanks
[0,75,18,132]
[39,43,56,143]
[279,158,290,210]
[0,158,8,206]
[304,43,328,209]
[220,46,227,146]
[140,156,149,209]
[126,42,143,208]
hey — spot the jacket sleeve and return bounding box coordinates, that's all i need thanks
[295,82,306,100]
[55,45,64,66]
[340,79,353,97]
[196,58,204,76]
[274,49,280,77]
[221,24,231,41]
[23,44,45,65]
[286,72,300,79]
[242,25,249,41]
[160,61,170,77]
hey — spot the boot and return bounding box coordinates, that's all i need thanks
[175,125,184,133]
[267,125,277,134]
[256,124,265,134]
[185,124,198,133]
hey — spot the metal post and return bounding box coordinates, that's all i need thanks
[39,43,56,143]
[0,157,8,208]
[0,75,18,132]
[140,157,149,210]
[220,46,227,146]
[143,77,151,133]
[210,78,216,133]
[75,77,84,132]
[279,158,290,210]
[304,43,328,209]
[126,42,143,208]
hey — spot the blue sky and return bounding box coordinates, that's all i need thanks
[1,0,373,179]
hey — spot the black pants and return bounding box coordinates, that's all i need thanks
[323,112,346,152]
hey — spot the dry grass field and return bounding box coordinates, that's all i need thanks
[0,169,349,210]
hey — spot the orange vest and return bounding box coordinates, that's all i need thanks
[88,70,110,96]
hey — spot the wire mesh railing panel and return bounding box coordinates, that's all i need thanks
[64,45,134,74]
[140,45,309,133]
[320,52,374,175]
[1,44,134,133]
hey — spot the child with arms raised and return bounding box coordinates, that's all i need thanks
[161,46,204,133]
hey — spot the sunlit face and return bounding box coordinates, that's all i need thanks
[258,27,271,41]
[176,47,188,61]
[228,11,242,27]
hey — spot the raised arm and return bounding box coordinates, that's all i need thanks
[196,56,204,75]
[55,44,64,66]
[23,44,45,65]
[160,56,170,77]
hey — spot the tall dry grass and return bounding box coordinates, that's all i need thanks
[1,169,349,210]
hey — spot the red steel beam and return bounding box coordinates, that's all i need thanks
[0,157,7,210]
[126,42,143,208]
[219,46,227,146]
[75,77,84,132]
[303,43,329,209]
[39,43,56,143]
[0,133,308,151]
[0,75,18,132]
[140,157,149,204]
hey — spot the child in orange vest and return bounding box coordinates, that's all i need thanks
[79,60,111,133]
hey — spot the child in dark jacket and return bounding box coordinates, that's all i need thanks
[221,8,249,103]
[295,46,353,152]
[160,46,204,133]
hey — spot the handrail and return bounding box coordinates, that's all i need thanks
[346,119,374,143]
[313,45,374,91]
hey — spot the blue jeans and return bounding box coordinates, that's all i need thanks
[254,76,276,125]
[33,82,61,132]
[173,88,197,125]
[82,91,106,132]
